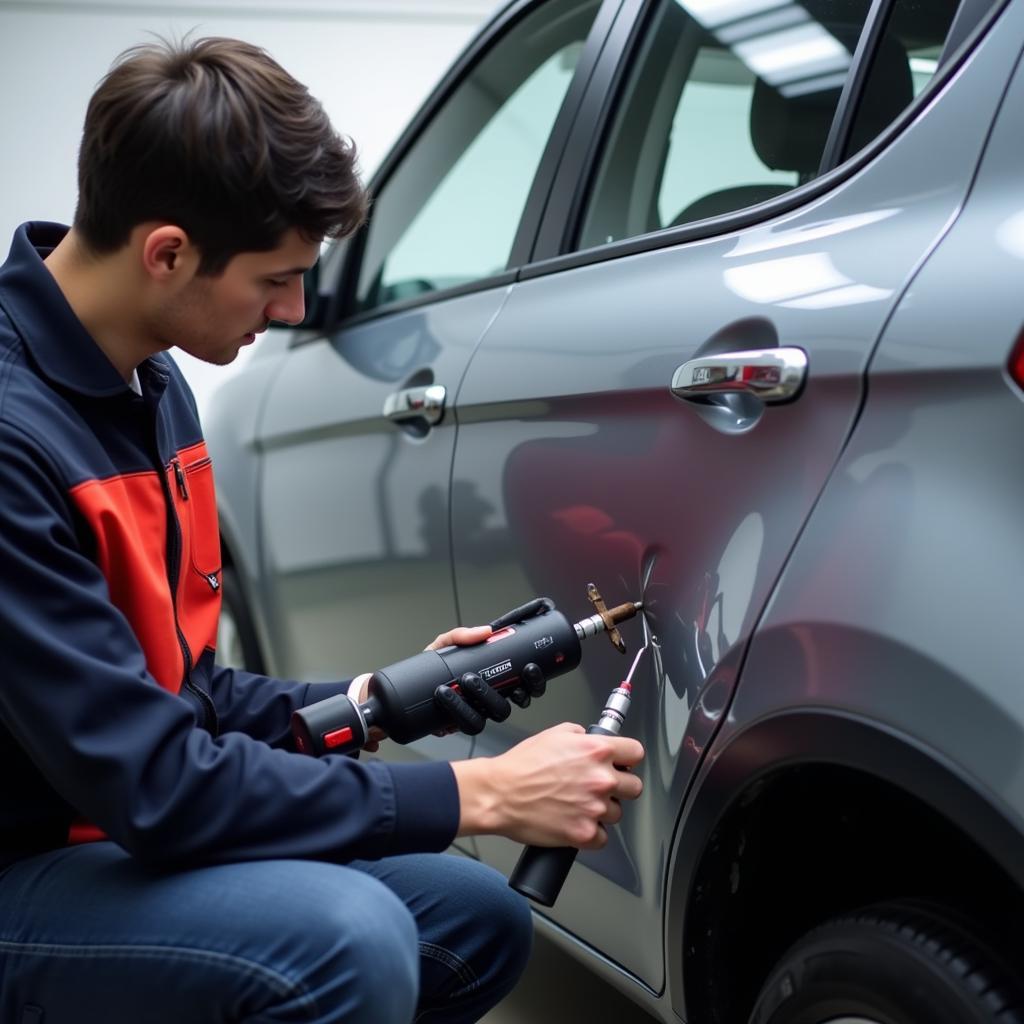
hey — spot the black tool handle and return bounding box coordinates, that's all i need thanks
[291,606,581,757]
[508,723,616,907]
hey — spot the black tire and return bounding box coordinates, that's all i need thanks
[217,564,265,673]
[748,903,1024,1024]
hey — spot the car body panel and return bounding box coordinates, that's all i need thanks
[254,284,511,772]
[204,0,1024,1019]
[662,5,1024,1019]
[447,0,1020,988]
[726,0,1024,830]
[663,710,1024,1022]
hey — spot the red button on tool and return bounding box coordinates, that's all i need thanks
[323,726,354,749]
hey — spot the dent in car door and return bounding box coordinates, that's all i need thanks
[450,0,1009,987]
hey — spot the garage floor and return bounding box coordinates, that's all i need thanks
[481,929,659,1023]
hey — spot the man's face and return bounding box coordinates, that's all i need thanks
[151,228,321,366]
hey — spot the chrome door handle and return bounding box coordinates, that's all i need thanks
[383,384,447,425]
[671,347,807,404]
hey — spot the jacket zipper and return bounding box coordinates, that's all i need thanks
[174,458,189,501]
[173,459,219,593]
[164,457,218,734]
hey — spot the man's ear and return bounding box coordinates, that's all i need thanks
[140,225,197,281]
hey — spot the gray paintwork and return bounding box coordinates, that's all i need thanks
[732,16,1024,838]
[452,0,1022,989]
[204,1,1024,1020]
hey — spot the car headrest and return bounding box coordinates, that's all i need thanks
[750,29,913,175]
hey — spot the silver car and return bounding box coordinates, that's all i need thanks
[206,0,1024,1020]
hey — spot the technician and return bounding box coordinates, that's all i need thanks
[0,37,644,1024]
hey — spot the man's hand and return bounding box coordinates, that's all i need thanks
[426,625,492,651]
[451,723,645,849]
[428,625,548,734]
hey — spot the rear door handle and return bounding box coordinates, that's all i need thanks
[383,384,447,425]
[671,347,807,404]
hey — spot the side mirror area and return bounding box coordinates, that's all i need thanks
[299,260,327,330]
[294,236,356,333]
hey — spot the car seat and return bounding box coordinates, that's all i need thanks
[670,29,913,227]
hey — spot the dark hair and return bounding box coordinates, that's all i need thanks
[74,36,367,274]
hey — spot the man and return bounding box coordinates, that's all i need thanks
[0,36,644,1024]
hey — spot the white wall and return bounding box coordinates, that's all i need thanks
[0,0,498,408]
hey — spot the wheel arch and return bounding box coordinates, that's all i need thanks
[217,513,270,675]
[665,710,1024,1024]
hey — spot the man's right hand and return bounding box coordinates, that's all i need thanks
[451,723,644,849]
[426,625,548,734]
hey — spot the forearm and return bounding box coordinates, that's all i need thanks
[451,757,502,836]
[208,664,351,747]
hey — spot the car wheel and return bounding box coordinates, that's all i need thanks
[217,564,265,673]
[748,903,1024,1024]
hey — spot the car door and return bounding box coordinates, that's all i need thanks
[450,0,1000,987]
[252,0,616,770]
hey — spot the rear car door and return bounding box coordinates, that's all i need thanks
[251,0,615,769]
[450,0,1002,988]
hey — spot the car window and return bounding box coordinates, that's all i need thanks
[578,0,875,249]
[842,0,962,159]
[355,0,602,313]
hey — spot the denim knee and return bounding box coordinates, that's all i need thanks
[289,867,420,1024]
[387,855,533,1022]
[457,859,534,1001]
[350,853,534,1022]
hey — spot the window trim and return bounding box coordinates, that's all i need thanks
[942,0,1003,61]
[817,0,895,174]
[524,0,1011,282]
[530,0,648,263]
[326,0,624,331]
[328,271,519,333]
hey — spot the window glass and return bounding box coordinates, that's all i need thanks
[657,47,797,230]
[843,0,961,159]
[579,0,872,250]
[356,0,601,312]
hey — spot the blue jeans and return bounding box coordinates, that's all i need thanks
[0,842,533,1023]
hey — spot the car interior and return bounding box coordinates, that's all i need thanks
[578,0,960,249]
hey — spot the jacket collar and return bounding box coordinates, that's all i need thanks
[0,222,168,399]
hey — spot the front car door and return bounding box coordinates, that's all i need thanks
[251,0,616,775]
[450,0,996,989]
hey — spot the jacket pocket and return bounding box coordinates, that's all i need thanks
[174,447,222,661]
[183,455,222,580]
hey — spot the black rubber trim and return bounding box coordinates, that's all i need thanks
[522,0,1014,280]
[330,1,534,325]
[942,0,1005,63]
[361,0,540,210]
[750,902,1024,1024]
[332,271,519,331]
[530,0,648,263]
[329,0,622,330]
[509,0,626,268]
[817,0,895,174]
[664,709,1024,1022]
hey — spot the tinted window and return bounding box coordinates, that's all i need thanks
[356,0,601,312]
[842,0,961,158]
[578,0,872,249]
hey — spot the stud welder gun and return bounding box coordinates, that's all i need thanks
[291,584,640,759]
